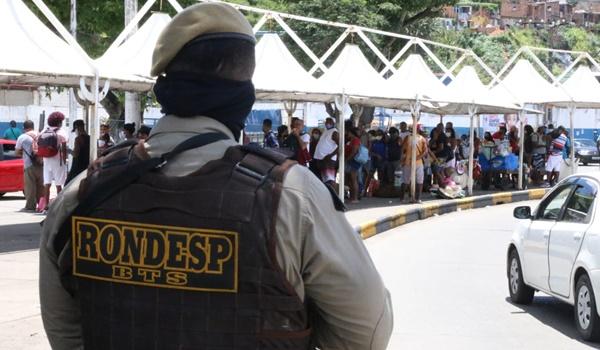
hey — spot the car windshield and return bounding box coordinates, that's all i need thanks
[575,139,596,147]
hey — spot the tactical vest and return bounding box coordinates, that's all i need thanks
[56,134,312,350]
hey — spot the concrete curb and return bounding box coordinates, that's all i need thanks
[355,188,548,239]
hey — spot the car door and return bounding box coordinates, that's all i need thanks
[548,179,598,297]
[522,184,575,290]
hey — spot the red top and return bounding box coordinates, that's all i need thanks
[345,137,361,158]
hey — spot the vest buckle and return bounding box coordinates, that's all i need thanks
[234,162,266,182]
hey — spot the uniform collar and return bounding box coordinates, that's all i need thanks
[149,115,236,140]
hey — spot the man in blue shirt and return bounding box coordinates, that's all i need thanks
[262,118,279,148]
[3,120,22,140]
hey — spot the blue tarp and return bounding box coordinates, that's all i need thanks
[245,110,282,133]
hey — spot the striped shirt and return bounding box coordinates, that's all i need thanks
[550,134,567,156]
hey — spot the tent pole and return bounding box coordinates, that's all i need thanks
[410,102,420,201]
[336,95,347,203]
[518,111,525,190]
[338,111,345,203]
[89,74,100,162]
[468,108,475,196]
[569,105,576,165]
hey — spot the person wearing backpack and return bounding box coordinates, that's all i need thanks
[15,120,43,211]
[39,112,68,211]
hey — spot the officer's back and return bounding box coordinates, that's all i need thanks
[39,3,393,350]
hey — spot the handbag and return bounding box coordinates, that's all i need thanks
[354,145,370,165]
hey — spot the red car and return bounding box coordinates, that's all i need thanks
[0,139,24,196]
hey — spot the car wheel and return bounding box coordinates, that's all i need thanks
[508,249,534,304]
[575,274,600,342]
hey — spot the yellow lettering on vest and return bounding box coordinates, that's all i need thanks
[165,231,188,271]
[76,221,100,261]
[121,227,145,266]
[99,225,122,264]
[187,233,208,273]
[206,236,233,274]
[112,266,132,280]
[166,271,187,286]
[142,229,166,268]
[137,268,161,282]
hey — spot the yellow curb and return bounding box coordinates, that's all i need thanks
[390,209,407,227]
[455,198,474,210]
[359,220,378,239]
[422,203,440,218]
[492,192,512,205]
[528,188,547,200]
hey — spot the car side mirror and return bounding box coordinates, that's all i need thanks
[513,206,532,220]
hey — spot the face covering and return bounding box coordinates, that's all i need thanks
[445,132,452,138]
[325,124,334,130]
[312,134,320,140]
[153,71,255,140]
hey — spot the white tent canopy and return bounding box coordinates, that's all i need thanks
[561,65,600,109]
[491,59,572,106]
[386,54,451,105]
[0,0,95,87]
[318,44,388,103]
[254,33,333,102]
[95,12,170,92]
[445,66,522,115]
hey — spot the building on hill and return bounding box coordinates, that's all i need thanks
[500,0,574,26]
[442,3,500,30]
[572,0,600,27]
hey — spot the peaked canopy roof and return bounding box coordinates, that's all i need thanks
[443,66,522,115]
[371,54,457,113]
[318,44,388,102]
[560,65,600,109]
[491,59,572,106]
[96,12,170,92]
[253,33,333,102]
[0,0,95,87]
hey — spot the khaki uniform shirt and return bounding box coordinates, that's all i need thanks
[40,115,393,350]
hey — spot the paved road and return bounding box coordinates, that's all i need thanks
[0,193,44,253]
[365,201,600,349]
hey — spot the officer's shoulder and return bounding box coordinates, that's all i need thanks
[280,165,345,212]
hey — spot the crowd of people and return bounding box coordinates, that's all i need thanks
[0,113,591,209]
[261,117,587,204]
[3,116,152,213]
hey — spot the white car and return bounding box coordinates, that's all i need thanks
[507,173,600,341]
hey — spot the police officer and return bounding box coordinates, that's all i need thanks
[39,3,392,349]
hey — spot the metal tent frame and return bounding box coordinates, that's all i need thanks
[493,46,600,186]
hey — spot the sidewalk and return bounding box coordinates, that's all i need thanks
[345,187,547,239]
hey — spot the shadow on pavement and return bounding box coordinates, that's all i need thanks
[0,222,41,253]
[0,194,25,201]
[507,296,600,349]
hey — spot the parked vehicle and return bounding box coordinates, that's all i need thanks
[507,174,600,341]
[574,139,600,166]
[0,139,24,196]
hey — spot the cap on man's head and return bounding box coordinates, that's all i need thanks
[151,3,255,77]
[48,112,65,126]
[72,119,85,132]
